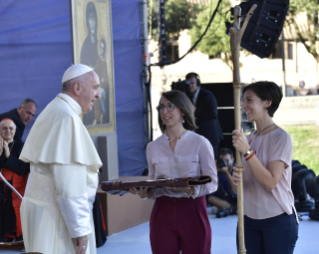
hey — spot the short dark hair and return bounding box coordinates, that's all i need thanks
[62,79,73,92]
[185,72,200,86]
[219,148,234,159]
[158,90,197,133]
[20,98,37,108]
[242,81,282,117]
[185,72,198,79]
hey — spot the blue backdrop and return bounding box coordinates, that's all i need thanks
[0,0,147,176]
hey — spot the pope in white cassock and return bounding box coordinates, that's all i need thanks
[19,64,102,254]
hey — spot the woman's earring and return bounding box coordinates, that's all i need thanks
[182,119,185,123]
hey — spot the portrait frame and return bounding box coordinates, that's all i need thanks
[70,0,116,133]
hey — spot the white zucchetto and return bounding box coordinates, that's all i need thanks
[62,64,93,84]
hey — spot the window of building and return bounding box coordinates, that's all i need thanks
[209,53,221,59]
[270,40,293,60]
[166,42,179,61]
[288,43,293,60]
[271,40,282,59]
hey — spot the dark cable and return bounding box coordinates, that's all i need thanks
[145,0,223,142]
[204,11,223,40]
[150,0,223,67]
[146,64,153,141]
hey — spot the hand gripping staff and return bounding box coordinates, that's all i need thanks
[229,4,257,254]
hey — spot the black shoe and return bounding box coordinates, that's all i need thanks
[216,208,230,218]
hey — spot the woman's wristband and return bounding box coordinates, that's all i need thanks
[245,151,256,161]
[243,148,252,158]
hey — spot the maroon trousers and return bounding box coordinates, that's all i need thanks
[150,195,211,254]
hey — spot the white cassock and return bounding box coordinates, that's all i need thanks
[19,93,102,254]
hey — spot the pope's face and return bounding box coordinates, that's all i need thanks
[0,120,16,142]
[79,72,101,114]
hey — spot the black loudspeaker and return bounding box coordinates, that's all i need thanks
[201,83,234,134]
[228,0,289,58]
[201,83,234,107]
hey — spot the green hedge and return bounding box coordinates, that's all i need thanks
[282,125,319,175]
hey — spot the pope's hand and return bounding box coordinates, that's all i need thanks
[76,235,88,254]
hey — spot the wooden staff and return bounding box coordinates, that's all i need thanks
[229,4,257,254]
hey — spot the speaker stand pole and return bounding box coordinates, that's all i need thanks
[281,32,286,97]
[230,5,256,254]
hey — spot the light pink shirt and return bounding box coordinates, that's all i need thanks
[147,131,218,198]
[243,127,295,219]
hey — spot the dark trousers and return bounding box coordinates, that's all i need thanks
[150,196,211,254]
[237,210,299,254]
[212,144,219,160]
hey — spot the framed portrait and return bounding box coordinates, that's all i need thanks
[70,0,115,133]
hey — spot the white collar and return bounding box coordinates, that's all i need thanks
[193,87,200,100]
[163,130,189,141]
[57,93,82,115]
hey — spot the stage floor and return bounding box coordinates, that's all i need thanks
[97,209,319,254]
[2,209,318,254]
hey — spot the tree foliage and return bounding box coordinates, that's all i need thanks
[189,0,233,69]
[148,0,202,41]
[286,0,319,62]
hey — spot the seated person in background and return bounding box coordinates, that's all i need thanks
[0,118,30,242]
[0,99,37,142]
[207,148,237,218]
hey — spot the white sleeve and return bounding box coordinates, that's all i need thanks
[192,138,218,198]
[50,164,91,238]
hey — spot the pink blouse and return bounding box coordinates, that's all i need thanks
[147,131,218,198]
[243,127,295,219]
